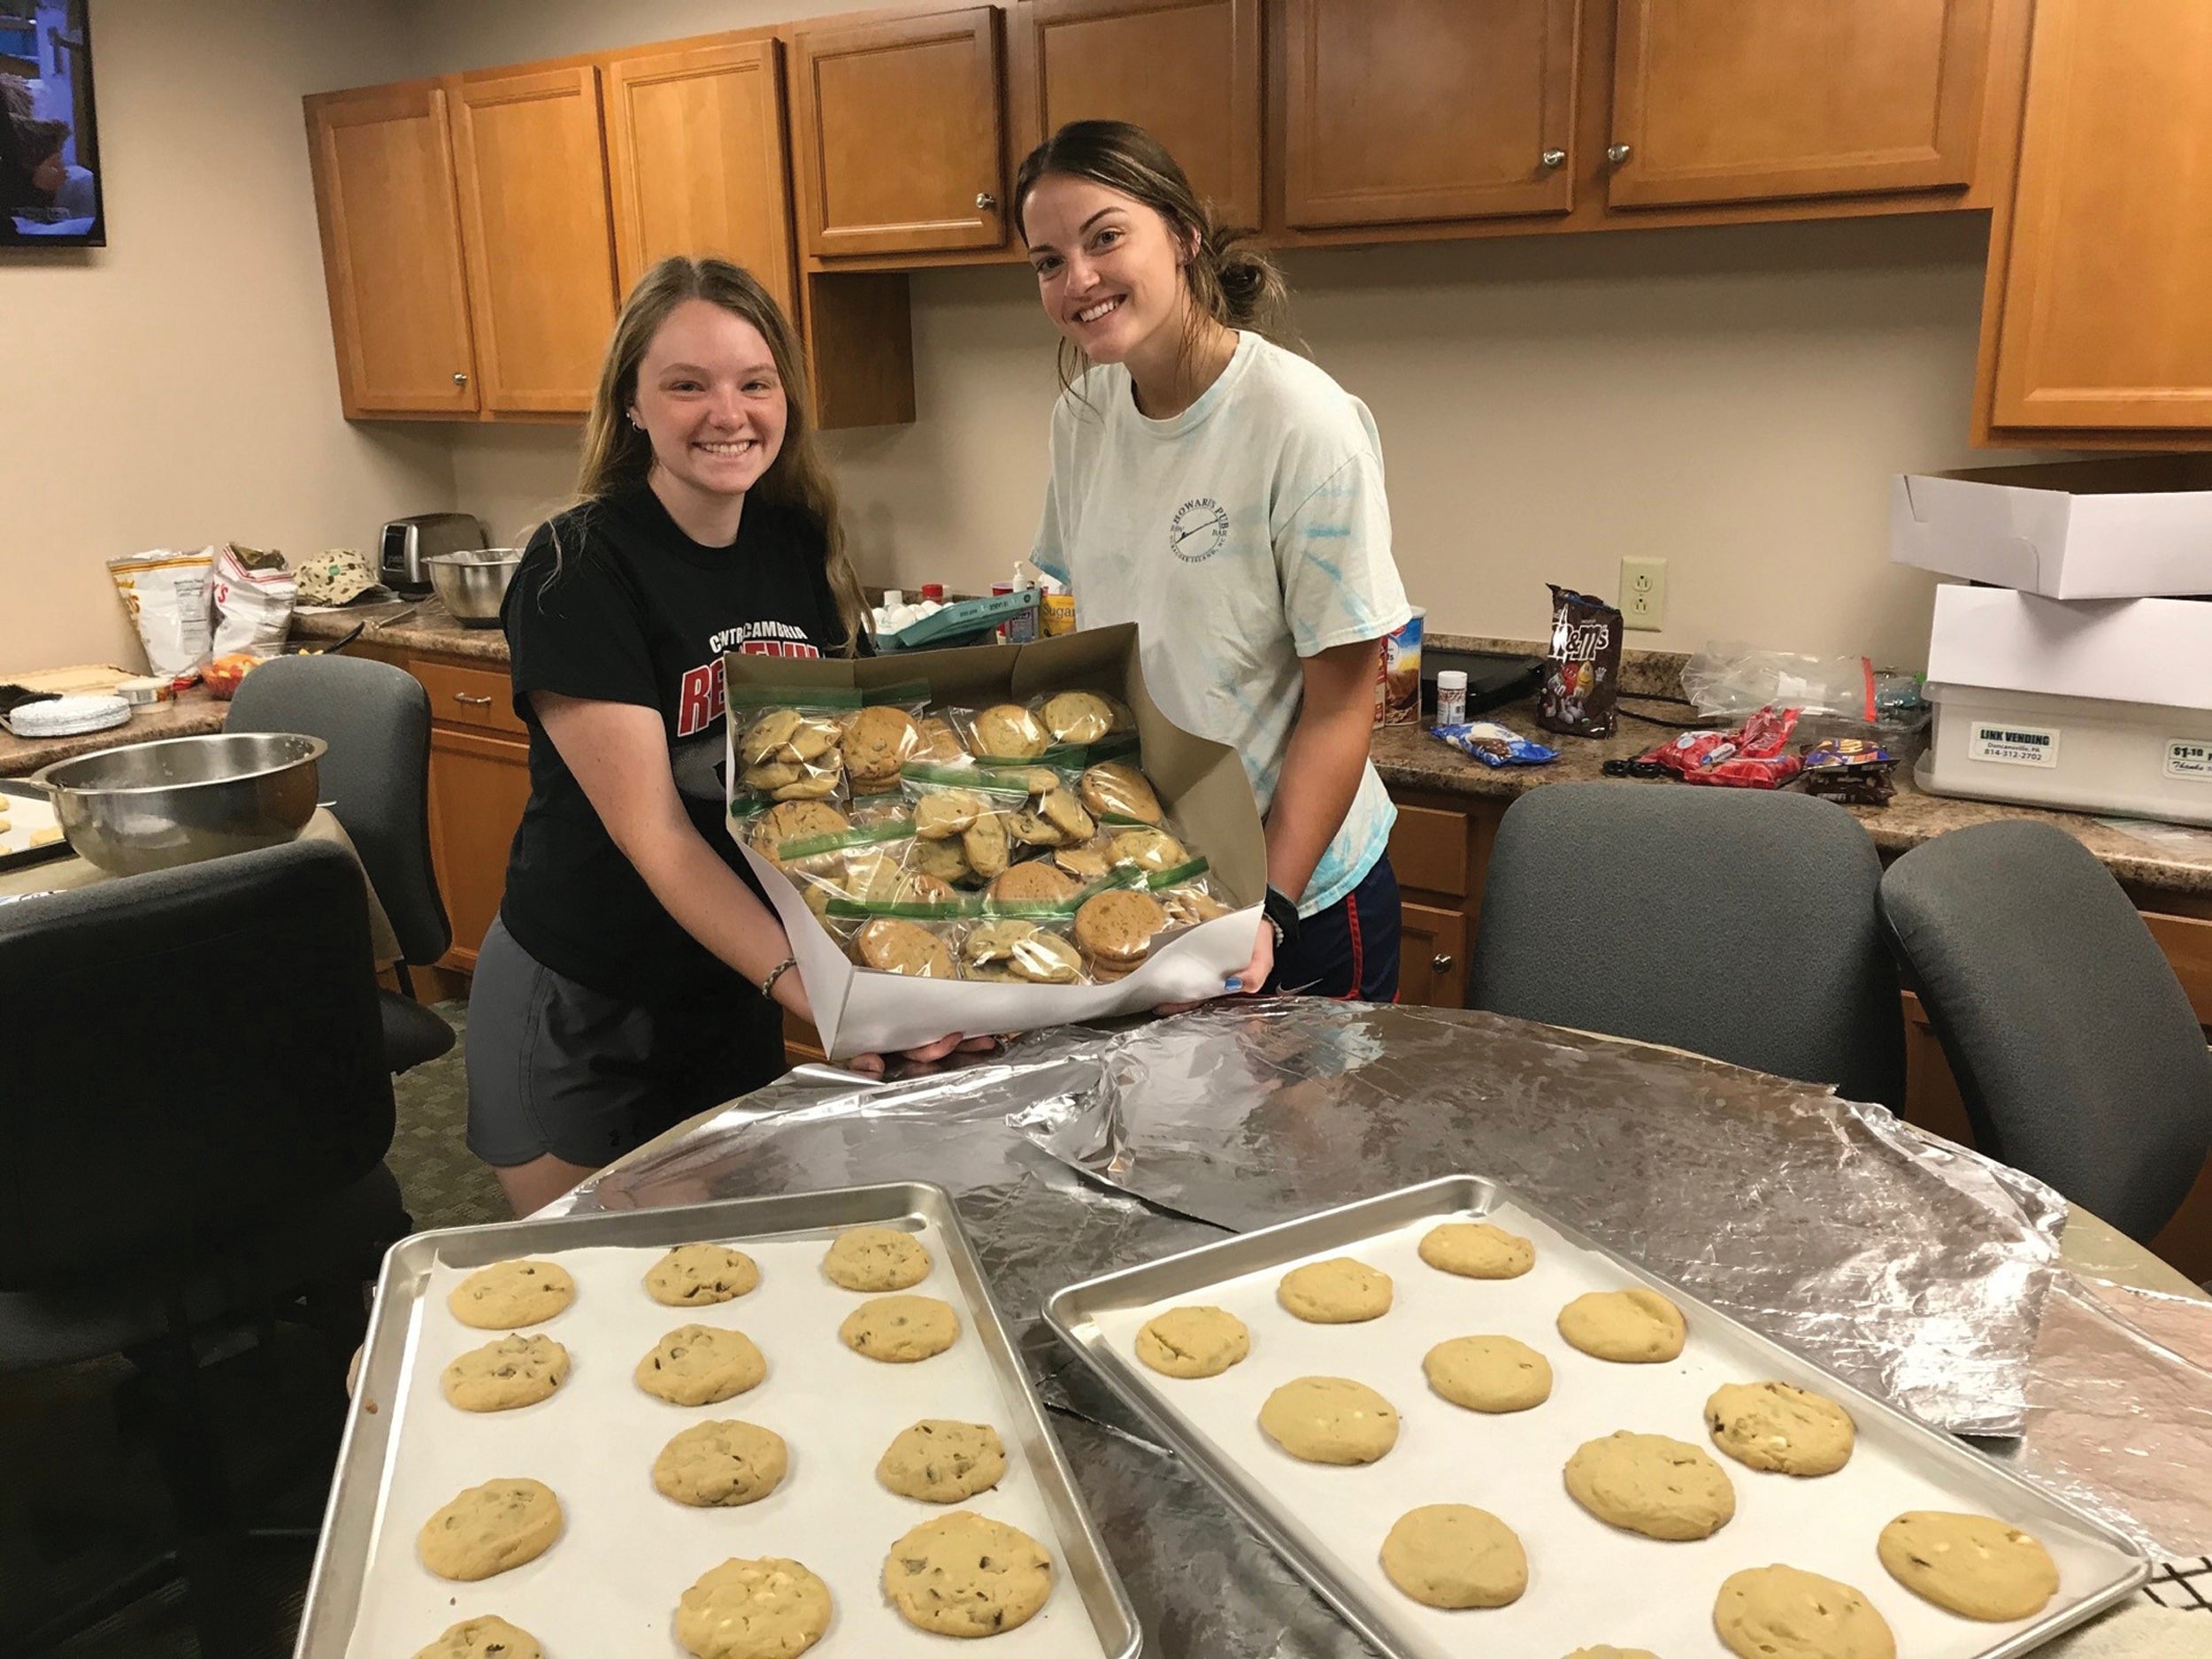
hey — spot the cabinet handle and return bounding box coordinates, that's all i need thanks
[1431,954,1455,973]
[454,693,493,707]
[1606,143,1632,165]
[452,371,469,387]
[975,191,997,211]
[1540,149,1566,170]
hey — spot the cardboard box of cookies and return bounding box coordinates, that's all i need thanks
[725,624,1263,1059]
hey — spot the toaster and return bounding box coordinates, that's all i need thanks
[380,512,487,596]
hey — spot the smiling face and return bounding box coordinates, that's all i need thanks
[629,297,787,516]
[1021,173,1197,381]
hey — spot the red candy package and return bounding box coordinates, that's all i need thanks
[1650,705,1803,789]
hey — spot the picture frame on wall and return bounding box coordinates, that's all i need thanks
[2,0,103,245]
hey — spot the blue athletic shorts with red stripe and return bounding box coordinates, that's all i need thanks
[1264,853,1402,1002]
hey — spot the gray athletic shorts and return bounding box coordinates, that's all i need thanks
[465,917,787,1169]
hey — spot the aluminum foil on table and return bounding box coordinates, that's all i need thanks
[560,1000,2212,1587]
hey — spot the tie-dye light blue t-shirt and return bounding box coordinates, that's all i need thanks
[1030,332,1410,918]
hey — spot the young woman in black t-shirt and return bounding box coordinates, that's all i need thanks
[467,257,983,1216]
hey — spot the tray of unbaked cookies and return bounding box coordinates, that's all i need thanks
[1044,1174,2147,1659]
[297,1182,1140,1658]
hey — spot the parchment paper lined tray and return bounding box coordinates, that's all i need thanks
[297,1184,1139,1657]
[1045,1175,2147,1659]
[0,780,69,874]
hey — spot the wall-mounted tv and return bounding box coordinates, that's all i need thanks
[1,0,102,245]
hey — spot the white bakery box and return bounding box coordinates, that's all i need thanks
[723,622,1264,1060]
[1891,455,2212,598]
[1918,583,2212,825]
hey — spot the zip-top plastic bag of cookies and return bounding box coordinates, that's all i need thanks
[901,763,1029,887]
[1144,856,1237,929]
[823,899,974,979]
[733,798,856,869]
[1032,687,1136,749]
[957,915,1088,985]
[910,709,969,766]
[839,682,931,796]
[1076,757,1167,826]
[947,701,1056,764]
[987,762,1099,852]
[1070,874,1180,984]
[1105,821,1197,877]
[730,685,860,806]
[1042,831,1118,887]
[981,853,1091,911]
[779,820,957,919]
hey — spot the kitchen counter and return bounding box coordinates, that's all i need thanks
[288,597,510,662]
[0,687,229,778]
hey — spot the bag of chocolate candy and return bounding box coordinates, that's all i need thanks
[1537,584,1624,738]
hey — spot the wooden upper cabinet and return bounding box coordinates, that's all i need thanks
[1282,0,1578,229]
[1985,0,2212,434]
[449,65,620,414]
[1010,0,1260,227]
[1607,0,1993,209]
[602,37,798,319]
[303,82,477,417]
[788,8,1007,258]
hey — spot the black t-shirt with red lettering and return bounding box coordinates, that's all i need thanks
[498,484,866,1006]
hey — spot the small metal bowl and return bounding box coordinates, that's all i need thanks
[426,548,523,628]
[28,732,326,876]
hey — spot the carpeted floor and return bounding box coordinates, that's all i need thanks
[0,999,503,1657]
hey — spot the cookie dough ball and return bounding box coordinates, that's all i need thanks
[635,1324,767,1406]
[876,1419,1008,1502]
[1706,1380,1855,1476]
[823,1225,933,1291]
[676,1556,833,1659]
[447,1260,575,1330]
[1557,1287,1686,1363]
[885,1510,1054,1638]
[417,1479,563,1582]
[1134,1306,1251,1379]
[1278,1256,1394,1324]
[1715,1565,1895,1659]
[840,1294,960,1363]
[1563,1431,1736,1540]
[1380,1504,1528,1609]
[646,1243,761,1307]
[1878,1511,2058,1621]
[441,1333,571,1413]
[411,1617,544,1659]
[1424,1335,1553,1413]
[1259,1376,1401,1465]
[1417,1221,1536,1279]
[653,1418,789,1508]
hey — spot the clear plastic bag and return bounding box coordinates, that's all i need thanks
[1681,647,1929,726]
[957,917,1088,985]
[839,682,930,795]
[822,900,973,979]
[901,763,1028,887]
[730,687,860,806]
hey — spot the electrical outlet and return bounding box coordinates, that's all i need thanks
[1621,557,1667,631]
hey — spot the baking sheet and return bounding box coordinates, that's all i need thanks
[0,780,71,873]
[1048,1176,2147,1659]
[301,1187,1137,1658]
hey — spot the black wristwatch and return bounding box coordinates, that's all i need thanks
[1263,886,1301,952]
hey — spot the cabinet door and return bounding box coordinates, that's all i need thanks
[302,81,477,417]
[1282,0,1578,229]
[603,37,799,321]
[426,726,534,972]
[789,8,1006,258]
[1010,0,1260,227]
[449,65,621,414]
[1396,901,1467,1010]
[1986,0,2212,432]
[1608,0,1993,208]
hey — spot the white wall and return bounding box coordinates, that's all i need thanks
[0,0,456,672]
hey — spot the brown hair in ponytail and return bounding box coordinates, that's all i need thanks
[1013,119,1296,394]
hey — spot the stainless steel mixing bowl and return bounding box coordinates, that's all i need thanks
[29,732,327,875]
[426,547,523,627]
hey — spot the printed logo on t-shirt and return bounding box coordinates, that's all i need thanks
[1169,497,1231,564]
[674,622,823,738]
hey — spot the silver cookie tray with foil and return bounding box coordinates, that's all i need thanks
[1043,1174,2146,1659]
[299,1182,1141,1658]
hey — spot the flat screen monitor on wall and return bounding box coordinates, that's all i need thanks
[2,0,101,246]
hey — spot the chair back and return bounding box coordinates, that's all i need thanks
[1469,782,1904,1107]
[0,841,396,1287]
[227,653,451,966]
[1880,819,2212,1240]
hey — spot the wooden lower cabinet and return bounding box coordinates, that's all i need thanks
[1397,901,1466,1009]
[426,725,533,972]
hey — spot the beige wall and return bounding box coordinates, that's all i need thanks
[0,0,454,672]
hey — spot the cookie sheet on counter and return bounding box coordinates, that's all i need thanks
[317,1208,1127,1658]
[1053,1181,2145,1659]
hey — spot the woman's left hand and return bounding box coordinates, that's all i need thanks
[1156,916,1272,1016]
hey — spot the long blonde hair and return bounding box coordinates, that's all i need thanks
[559,257,868,655]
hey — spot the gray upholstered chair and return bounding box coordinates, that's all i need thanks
[227,653,457,1072]
[1468,782,1905,1108]
[1881,819,2212,1242]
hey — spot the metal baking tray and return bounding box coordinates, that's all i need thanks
[299,1182,1141,1657]
[0,779,71,874]
[1044,1175,2147,1659]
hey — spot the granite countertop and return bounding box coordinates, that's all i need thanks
[0,687,230,778]
[288,597,510,661]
